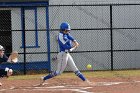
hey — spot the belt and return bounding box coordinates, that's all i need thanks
[60,51,68,53]
[65,52,68,53]
[60,50,69,53]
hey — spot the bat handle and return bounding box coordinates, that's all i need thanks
[69,47,76,52]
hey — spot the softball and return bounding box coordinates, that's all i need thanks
[86,64,92,70]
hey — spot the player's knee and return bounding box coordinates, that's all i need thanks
[7,69,13,77]
[5,68,13,77]
[0,68,13,78]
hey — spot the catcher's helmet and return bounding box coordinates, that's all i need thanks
[0,45,4,50]
[60,22,71,31]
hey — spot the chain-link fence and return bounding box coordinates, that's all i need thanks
[0,3,140,75]
[0,2,50,75]
[50,4,140,71]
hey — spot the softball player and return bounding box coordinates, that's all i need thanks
[0,45,13,86]
[40,22,87,85]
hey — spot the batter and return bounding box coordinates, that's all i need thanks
[41,22,87,85]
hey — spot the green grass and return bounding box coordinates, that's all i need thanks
[8,70,140,80]
[83,70,140,78]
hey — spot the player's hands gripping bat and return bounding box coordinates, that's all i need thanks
[69,47,76,52]
[70,41,79,52]
[8,51,18,63]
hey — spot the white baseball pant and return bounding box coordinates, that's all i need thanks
[56,51,78,74]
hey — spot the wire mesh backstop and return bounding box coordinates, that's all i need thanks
[50,3,140,71]
[0,2,140,74]
[0,2,50,75]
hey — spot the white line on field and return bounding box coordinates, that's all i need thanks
[47,86,65,88]
[134,80,140,83]
[97,82,123,86]
[0,89,6,92]
[1,80,140,93]
[49,89,93,93]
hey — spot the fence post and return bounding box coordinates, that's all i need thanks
[110,5,113,71]
[46,5,51,72]
[21,7,26,74]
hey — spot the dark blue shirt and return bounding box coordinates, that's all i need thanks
[0,54,8,64]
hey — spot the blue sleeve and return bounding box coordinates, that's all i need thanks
[58,33,73,50]
[67,33,75,41]
[59,41,72,49]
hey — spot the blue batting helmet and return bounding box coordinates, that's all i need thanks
[60,22,71,31]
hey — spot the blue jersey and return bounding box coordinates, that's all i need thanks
[58,32,75,52]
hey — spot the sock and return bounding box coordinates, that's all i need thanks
[75,71,86,81]
[43,74,53,80]
[43,71,58,80]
